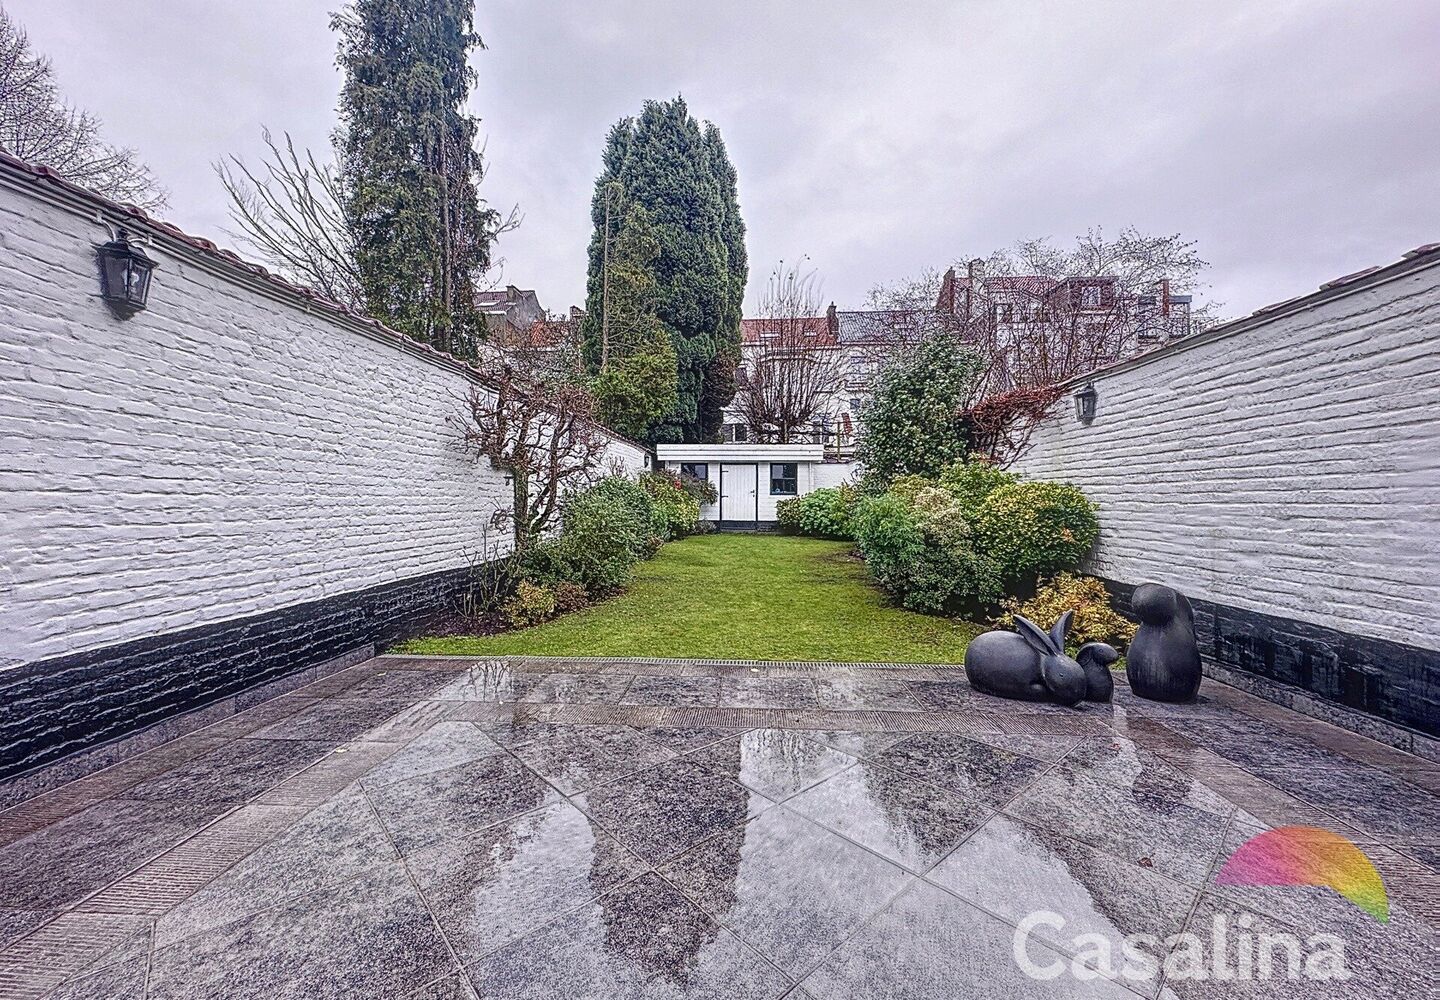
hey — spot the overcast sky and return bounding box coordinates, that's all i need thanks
[8,0,1439,318]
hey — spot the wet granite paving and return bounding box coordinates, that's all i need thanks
[0,657,1437,999]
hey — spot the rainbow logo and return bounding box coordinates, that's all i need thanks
[1214,825,1388,923]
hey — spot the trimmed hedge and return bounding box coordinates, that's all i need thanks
[776,485,859,540]
[852,459,1098,615]
[974,481,1099,582]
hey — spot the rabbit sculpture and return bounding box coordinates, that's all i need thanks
[1126,583,1202,702]
[964,611,1118,706]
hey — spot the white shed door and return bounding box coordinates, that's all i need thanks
[719,463,757,522]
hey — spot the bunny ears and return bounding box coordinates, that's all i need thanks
[1014,611,1074,655]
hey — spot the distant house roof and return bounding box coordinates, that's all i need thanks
[740,316,835,345]
[835,308,954,344]
[948,274,1058,297]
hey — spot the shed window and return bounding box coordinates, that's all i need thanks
[680,462,709,481]
[769,463,798,496]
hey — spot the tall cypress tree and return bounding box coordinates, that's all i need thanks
[334,0,498,360]
[589,204,679,439]
[700,124,747,439]
[581,98,746,442]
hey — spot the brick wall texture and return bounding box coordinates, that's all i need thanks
[1012,257,1440,730]
[0,174,648,673]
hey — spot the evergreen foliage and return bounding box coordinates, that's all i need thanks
[582,98,746,442]
[857,337,985,486]
[587,203,679,438]
[333,0,499,360]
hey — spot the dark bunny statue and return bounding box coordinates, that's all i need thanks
[1077,640,1120,702]
[964,611,1118,706]
[1126,583,1202,702]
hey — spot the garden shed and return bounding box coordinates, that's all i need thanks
[655,444,856,530]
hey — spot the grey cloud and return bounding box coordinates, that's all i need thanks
[8,0,1437,319]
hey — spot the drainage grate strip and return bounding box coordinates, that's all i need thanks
[994,715,1111,735]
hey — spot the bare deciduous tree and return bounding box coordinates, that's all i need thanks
[217,126,521,321]
[461,364,607,553]
[863,228,1218,466]
[733,261,847,443]
[0,10,167,210]
[216,130,365,307]
[994,227,1213,314]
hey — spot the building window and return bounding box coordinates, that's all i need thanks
[998,303,1013,323]
[770,463,798,496]
[680,462,708,481]
[1080,284,1102,308]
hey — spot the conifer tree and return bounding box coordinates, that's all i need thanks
[700,124,747,439]
[582,98,746,442]
[333,0,499,360]
[589,203,679,439]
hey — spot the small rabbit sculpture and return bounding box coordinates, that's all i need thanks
[965,611,1118,706]
[1126,583,1202,703]
[1077,640,1120,702]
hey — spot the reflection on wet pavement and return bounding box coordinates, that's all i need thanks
[0,655,1436,998]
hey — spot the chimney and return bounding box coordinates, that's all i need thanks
[826,301,838,337]
[967,258,986,284]
[506,284,520,302]
[937,268,957,314]
[1156,278,1171,317]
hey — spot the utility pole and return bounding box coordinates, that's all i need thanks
[599,184,614,372]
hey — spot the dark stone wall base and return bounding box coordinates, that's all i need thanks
[0,644,372,809]
[0,565,472,789]
[1202,660,1440,765]
[1101,577,1440,748]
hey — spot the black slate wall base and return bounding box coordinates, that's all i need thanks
[0,566,471,783]
[1102,578,1440,739]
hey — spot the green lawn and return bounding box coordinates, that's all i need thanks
[398,533,982,663]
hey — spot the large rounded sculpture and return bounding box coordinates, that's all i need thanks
[1126,583,1202,702]
[965,611,1119,706]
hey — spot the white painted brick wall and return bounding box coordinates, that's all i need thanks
[813,461,859,491]
[1012,260,1440,653]
[0,178,648,668]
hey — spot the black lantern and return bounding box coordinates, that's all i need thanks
[95,226,157,315]
[1075,383,1098,424]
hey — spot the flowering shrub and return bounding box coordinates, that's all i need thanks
[995,573,1136,648]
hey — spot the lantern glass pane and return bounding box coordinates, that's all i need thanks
[125,257,147,304]
[101,251,128,300]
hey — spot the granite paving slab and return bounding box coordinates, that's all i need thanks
[463,872,793,999]
[3,654,1436,999]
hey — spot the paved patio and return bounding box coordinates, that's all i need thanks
[0,655,1436,999]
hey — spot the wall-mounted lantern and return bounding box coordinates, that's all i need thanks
[94,223,157,316]
[1074,383,1098,425]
